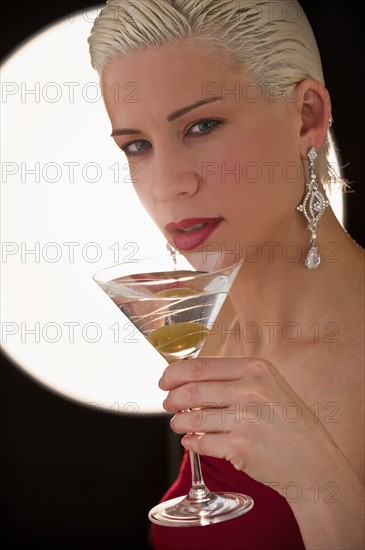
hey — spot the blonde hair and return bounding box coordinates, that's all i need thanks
[88,0,344,189]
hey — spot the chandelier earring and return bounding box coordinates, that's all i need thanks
[296,147,329,270]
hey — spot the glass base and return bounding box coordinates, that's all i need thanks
[148,492,254,527]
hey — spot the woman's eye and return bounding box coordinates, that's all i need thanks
[122,139,151,157]
[188,119,221,137]
[121,119,222,157]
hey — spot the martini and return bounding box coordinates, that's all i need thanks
[93,253,254,527]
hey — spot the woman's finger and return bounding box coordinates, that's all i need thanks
[181,432,249,472]
[159,356,273,390]
[163,379,252,413]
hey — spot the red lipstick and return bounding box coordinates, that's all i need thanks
[165,217,223,251]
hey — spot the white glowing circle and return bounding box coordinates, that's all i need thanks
[0,9,345,414]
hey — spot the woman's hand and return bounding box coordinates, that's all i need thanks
[159,356,338,488]
[160,356,364,549]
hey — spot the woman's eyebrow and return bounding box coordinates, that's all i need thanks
[166,96,222,122]
[111,96,222,137]
[111,128,141,137]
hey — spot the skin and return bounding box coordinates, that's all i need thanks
[102,40,364,549]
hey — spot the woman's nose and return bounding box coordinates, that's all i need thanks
[151,150,200,203]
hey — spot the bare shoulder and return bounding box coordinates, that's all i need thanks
[317,240,364,479]
[322,237,364,387]
[340,239,364,343]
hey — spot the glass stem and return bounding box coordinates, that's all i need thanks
[187,451,211,501]
[181,353,211,502]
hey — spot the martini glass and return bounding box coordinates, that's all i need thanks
[93,251,254,527]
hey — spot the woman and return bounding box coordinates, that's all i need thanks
[88,1,364,548]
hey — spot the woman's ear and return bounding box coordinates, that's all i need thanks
[289,79,332,158]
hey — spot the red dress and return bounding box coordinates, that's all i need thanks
[151,450,305,550]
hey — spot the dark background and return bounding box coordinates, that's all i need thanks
[1,2,364,549]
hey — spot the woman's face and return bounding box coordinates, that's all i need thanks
[102,41,305,254]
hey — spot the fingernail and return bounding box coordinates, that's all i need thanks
[181,435,191,448]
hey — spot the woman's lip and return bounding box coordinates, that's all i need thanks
[171,219,223,251]
[165,217,222,232]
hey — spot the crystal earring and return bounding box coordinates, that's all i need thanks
[297,147,329,270]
